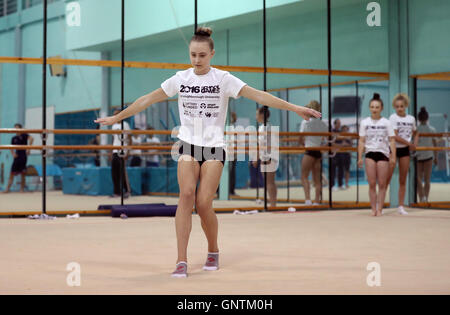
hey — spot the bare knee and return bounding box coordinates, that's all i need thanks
[368,181,377,190]
[179,188,196,203]
[196,197,213,215]
[378,182,387,191]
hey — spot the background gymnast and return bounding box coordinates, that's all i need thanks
[358,93,396,216]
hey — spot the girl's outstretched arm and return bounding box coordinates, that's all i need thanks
[95,88,169,126]
[239,86,321,120]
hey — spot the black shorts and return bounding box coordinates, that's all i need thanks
[418,157,433,163]
[11,155,27,174]
[178,141,226,167]
[306,150,322,159]
[396,147,410,158]
[365,152,389,163]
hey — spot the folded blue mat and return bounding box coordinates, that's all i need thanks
[111,205,177,218]
[98,203,165,210]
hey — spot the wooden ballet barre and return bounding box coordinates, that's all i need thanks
[0,129,44,134]
[1,128,448,139]
[0,56,389,78]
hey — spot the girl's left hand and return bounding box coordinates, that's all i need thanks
[296,106,322,120]
[95,115,118,126]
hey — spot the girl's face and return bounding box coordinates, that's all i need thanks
[394,100,407,116]
[189,41,215,74]
[256,110,263,123]
[369,100,383,117]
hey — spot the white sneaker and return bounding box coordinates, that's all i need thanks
[304,200,312,206]
[398,206,408,215]
[339,186,346,191]
[332,187,339,192]
[313,202,320,206]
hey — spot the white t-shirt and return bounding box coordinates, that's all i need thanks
[131,135,143,155]
[145,136,161,164]
[359,117,395,157]
[300,118,328,148]
[161,67,247,147]
[417,123,437,161]
[389,113,416,148]
[112,121,130,154]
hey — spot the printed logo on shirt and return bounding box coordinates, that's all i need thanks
[207,103,219,109]
[180,85,220,94]
[183,102,198,109]
[200,103,207,109]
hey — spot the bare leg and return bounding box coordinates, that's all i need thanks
[365,159,378,216]
[423,159,433,201]
[4,173,14,193]
[20,173,26,192]
[397,156,410,207]
[301,155,314,202]
[175,155,200,263]
[196,161,223,253]
[266,171,277,207]
[416,161,425,201]
[387,157,396,190]
[376,161,390,216]
[313,158,322,204]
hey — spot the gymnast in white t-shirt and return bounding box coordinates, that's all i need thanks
[95,27,321,278]
[358,93,396,216]
[386,93,419,215]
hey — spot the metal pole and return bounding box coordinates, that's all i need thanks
[263,0,268,211]
[42,0,47,214]
[356,81,360,204]
[319,85,323,203]
[413,78,418,203]
[327,0,332,209]
[194,0,198,32]
[286,89,290,202]
[120,0,125,205]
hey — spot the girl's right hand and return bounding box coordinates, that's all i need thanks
[357,159,363,168]
[389,157,396,167]
[94,116,118,126]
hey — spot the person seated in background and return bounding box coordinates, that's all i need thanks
[130,128,143,167]
[3,123,33,193]
[145,126,161,167]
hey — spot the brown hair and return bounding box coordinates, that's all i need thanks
[190,27,214,50]
[418,107,429,122]
[392,93,410,108]
[370,93,384,108]
[257,106,271,119]
[306,100,321,112]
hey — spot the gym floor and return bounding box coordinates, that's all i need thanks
[1,209,449,294]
